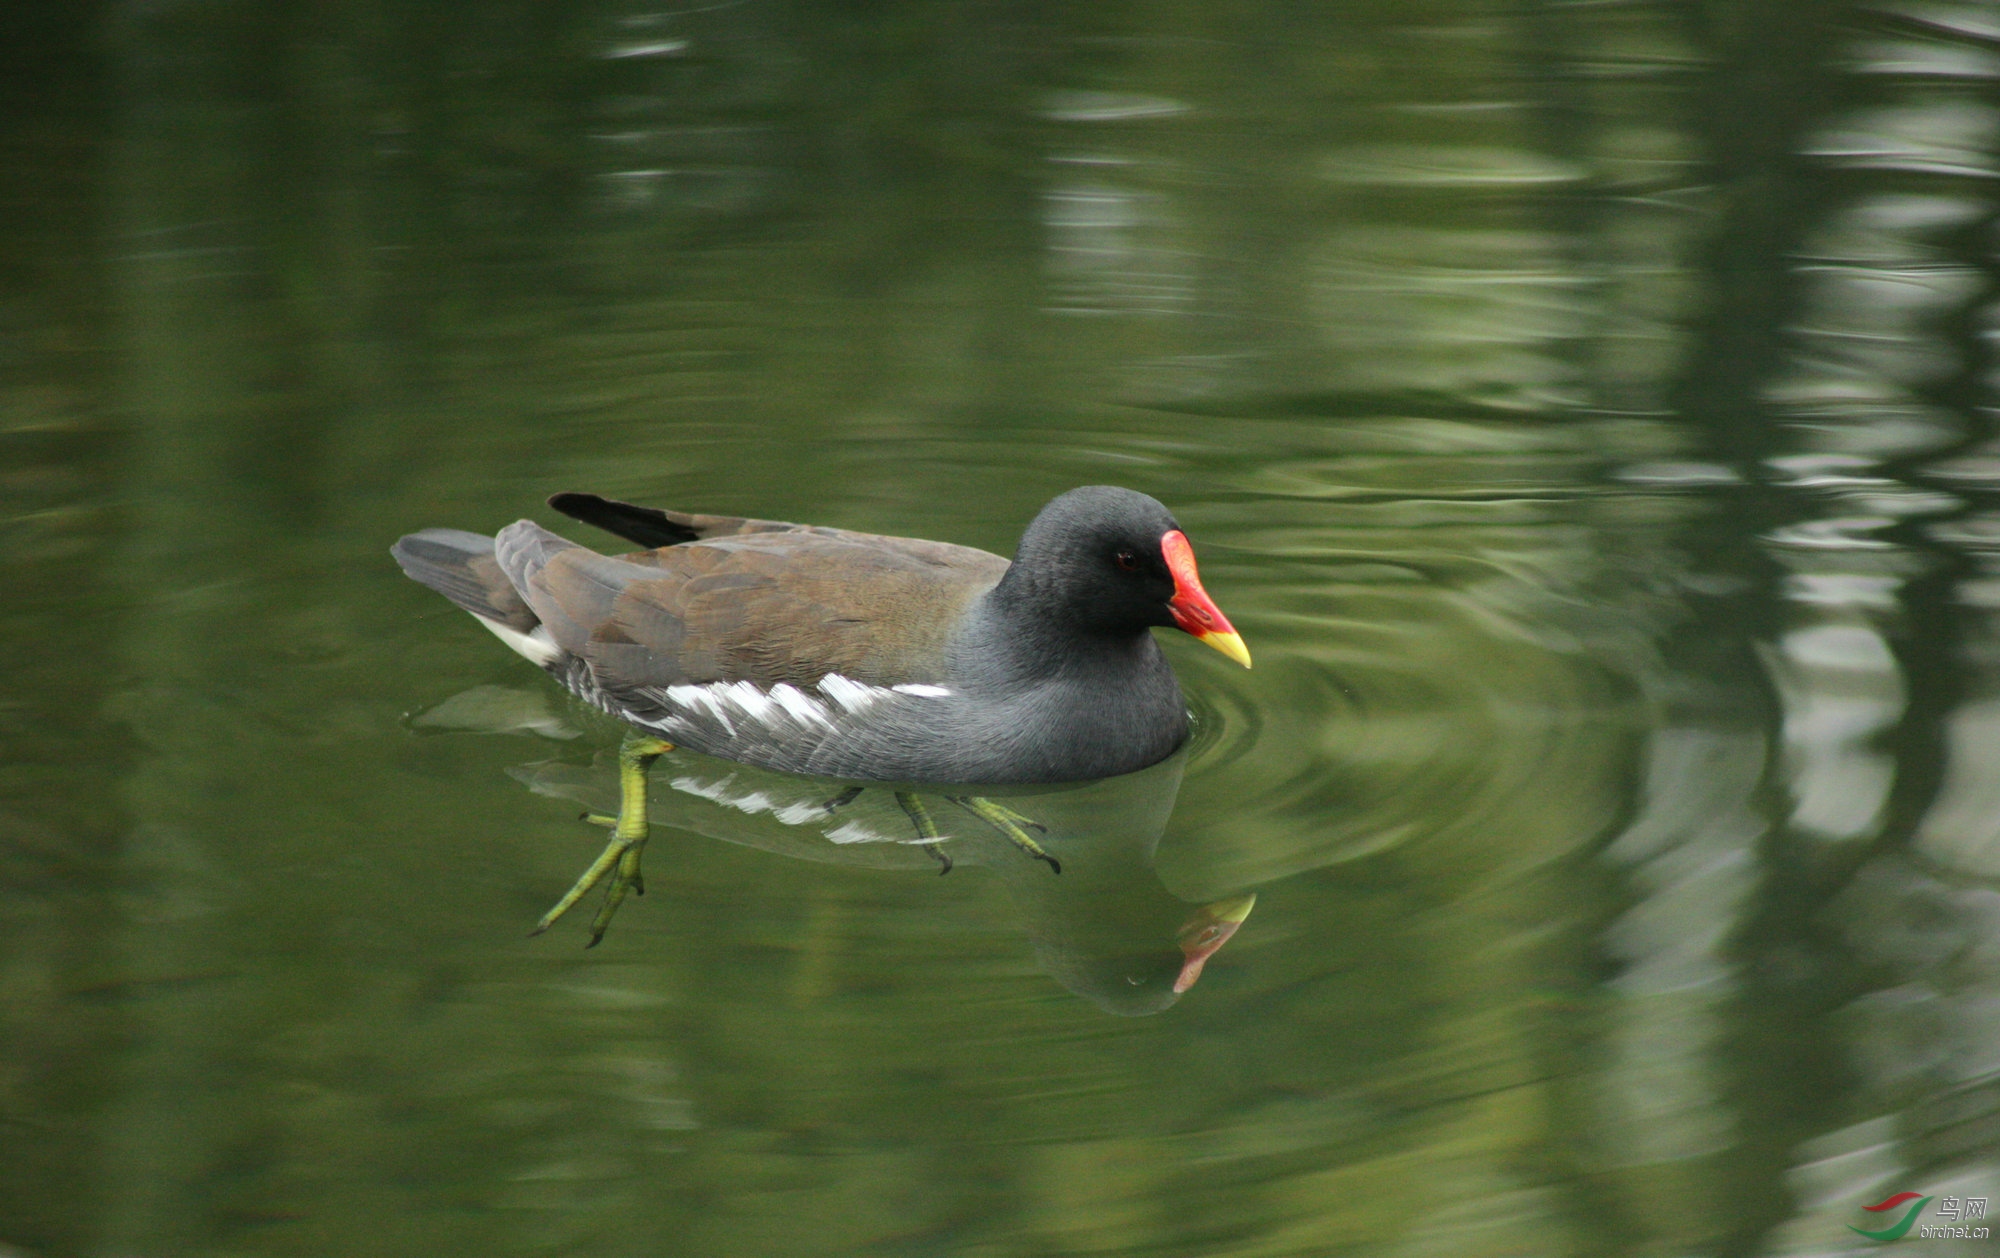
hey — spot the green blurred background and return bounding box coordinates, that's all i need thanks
[3,1,1998,1255]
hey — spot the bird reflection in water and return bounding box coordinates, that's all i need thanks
[504,742,1254,1016]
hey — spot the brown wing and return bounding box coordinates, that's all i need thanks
[504,522,1008,692]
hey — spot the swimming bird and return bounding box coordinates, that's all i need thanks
[392,485,1249,942]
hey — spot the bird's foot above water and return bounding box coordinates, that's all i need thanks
[531,734,673,947]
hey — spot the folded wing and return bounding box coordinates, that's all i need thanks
[491,520,1007,694]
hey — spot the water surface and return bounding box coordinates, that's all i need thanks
[4,1,1999,1255]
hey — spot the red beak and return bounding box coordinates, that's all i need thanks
[1161,530,1251,668]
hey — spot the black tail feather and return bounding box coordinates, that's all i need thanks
[548,492,703,548]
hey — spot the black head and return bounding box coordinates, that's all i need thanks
[1004,486,1184,637]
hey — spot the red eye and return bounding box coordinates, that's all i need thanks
[1114,549,1139,571]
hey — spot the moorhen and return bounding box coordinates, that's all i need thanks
[392,485,1249,942]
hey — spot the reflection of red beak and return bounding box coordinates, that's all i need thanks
[1174,893,1257,993]
[1161,530,1251,668]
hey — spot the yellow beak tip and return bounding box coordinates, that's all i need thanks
[1201,630,1252,669]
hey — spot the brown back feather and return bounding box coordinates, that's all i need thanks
[524,528,1007,692]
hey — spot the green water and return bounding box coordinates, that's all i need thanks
[5,1,1999,1255]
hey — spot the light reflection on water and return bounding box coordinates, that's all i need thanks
[3,0,2000,1255]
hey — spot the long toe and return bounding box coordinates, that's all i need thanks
[531,832,629,937]
[584,841,648,947]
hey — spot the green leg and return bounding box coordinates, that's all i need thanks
[893,791,953,875]
[532,733,674,947]
[950,796,1060,874]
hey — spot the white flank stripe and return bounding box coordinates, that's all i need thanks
[817,673,882,714]
[659,676,943,735]
[660,679,850,735]
[474,616,562,667]
[769,683,834,728]
[665,684,736,736]
[718,680,778,725]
